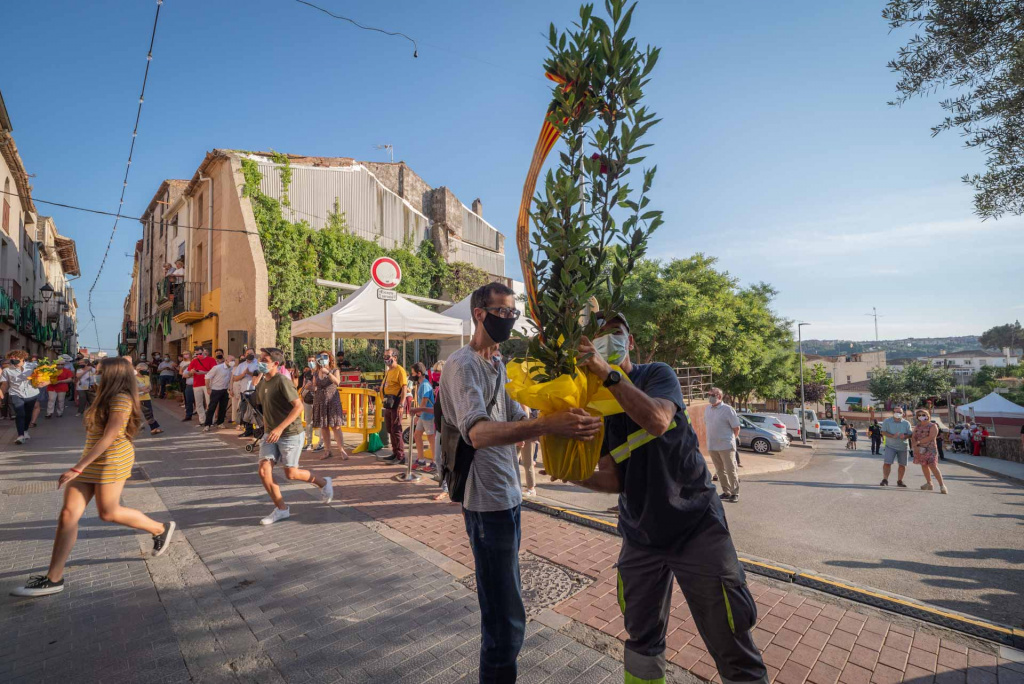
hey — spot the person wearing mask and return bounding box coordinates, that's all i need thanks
[134,363,164,435]
[310,351,349,460]
[336,351,353,370]
[1,350,41,443]
[179,351,194,420]
[187,347,215,424]
[157,356,176,399]
[230,350,254,429]
[439,282,603,683]
[912,409,948,493]
[573,312,769,684]
[11,357,176,598]
[880,409,912,487]
[407,362,436,471]
[254,348,334,525]
[381,348,408,465]
[961,423,974,455]
[705,387,741,502]
[237,350,259,438]
[973,424,989,456]
[76,361,97,417]
[46,361,74,419]
[299,355,322,451]
[148,353,162,395]
[202,352,232,432]
[868,420,883,455]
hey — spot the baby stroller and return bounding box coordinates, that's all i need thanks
[240,389,265,453]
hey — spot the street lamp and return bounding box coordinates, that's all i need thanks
[39,283,54,303]
[798,322,811,445]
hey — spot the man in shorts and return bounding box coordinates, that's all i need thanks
[254,347,333,525]
[880,409,912,487]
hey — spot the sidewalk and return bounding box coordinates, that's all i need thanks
[0,405,621,683]
[2,403,1022,684]
[942,452,1024,486]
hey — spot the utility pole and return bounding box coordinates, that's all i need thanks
[864,307,883,343]
[798,322,811,445]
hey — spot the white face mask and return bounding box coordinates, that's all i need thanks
[227,361,236,368]
[894,413,903,420]
[916,415,927,423]
[710,396,722,406]
[592,333,629,365]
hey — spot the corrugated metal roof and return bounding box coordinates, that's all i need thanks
[450,238,504,277]
[462,206,501,251]
[255,161,431,249]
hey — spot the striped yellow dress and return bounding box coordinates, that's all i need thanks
[78,393,136,484]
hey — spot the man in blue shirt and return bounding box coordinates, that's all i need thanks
[575,313,767,684]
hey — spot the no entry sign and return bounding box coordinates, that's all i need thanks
[371,257,402,290]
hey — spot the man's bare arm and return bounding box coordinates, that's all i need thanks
[606,380,677,437]
[468,409,601,450]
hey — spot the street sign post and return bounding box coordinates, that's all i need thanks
[377,289,397,301]
[371,257,402,350]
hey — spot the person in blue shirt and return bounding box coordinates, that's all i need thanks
[408,362,436,471]
[574,313,767,684]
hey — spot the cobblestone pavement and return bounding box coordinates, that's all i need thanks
[2,401,1023,684]
[0,405,622,683]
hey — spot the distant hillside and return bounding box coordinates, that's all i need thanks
[802,336,983,359]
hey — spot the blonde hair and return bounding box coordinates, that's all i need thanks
[432,360,445,373]
[915,408,931,420]
[85,357,142,440]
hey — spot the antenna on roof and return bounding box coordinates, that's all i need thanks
[374,144,394,163]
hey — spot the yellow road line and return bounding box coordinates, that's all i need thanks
[529,501,618,530]
[797,573,1014,635]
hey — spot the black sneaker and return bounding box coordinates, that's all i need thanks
[896,481,907,488]
[880,479,888,486]
[381,457,399,465]
[727,494,740,503]
[11,575,65,597]
[719,492,730,499]
[712,474,719,482]
[152,521,176,557]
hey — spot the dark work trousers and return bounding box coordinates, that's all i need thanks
[140,400,161,431]
[204,389,229,427]
[183,383,195,419]
[936,437,945,460]
[158,375,173,398]
[617,503,768,684]
[870,436,882,455]
[385,406,404,460]
[10,395,37,437]
[463,505,526,684]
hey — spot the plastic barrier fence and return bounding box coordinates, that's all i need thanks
[337,387,384,453]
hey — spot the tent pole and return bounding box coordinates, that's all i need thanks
[384,299,390,351]
[403,339,407,368]
[331,332,335,357]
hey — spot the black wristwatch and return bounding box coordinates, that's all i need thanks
[603,370,622,388]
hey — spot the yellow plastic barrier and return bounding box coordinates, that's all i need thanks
[337,387,384,453]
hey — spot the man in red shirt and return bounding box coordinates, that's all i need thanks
[46,362,74,418]
[187,347,216,425]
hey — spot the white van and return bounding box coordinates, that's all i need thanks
[792,408,821,438]
[770,413,802,440]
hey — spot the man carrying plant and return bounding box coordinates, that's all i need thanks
[439,282,604,684]
[575,313,768,684]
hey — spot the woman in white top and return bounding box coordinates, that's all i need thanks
[0,350,41,443]
[76,361,97,417]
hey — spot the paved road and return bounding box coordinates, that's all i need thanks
[729,439,1024,628]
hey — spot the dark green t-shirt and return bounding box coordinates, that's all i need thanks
[255,373,301,437]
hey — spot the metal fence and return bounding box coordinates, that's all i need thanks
[171,282,203,317]
[675,366,713,403]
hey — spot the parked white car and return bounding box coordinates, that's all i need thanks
[768,413,803,440]
[792,408,821,438]
[743,413,792,444]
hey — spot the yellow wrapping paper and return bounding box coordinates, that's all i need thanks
[505,360,626,482]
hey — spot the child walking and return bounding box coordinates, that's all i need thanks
[11,357,176,597]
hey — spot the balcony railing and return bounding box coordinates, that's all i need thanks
[156,277,171,305]
[172,282,204,323]
[123,320,138,343]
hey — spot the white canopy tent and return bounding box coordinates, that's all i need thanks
[290,281,466,356]
[955,392,1024,420]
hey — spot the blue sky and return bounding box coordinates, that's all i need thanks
[4,0,1021,353]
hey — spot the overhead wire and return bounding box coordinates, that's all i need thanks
[293,0,419,57]
[0,189,259,236]
[86,0,163,349]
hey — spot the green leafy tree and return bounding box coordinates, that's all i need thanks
[526,0,662,381]
[884,1,1024,217]
[868,367,904,407]
[979,321,1023,353]
[438,261,490,302]
[869,362,954,407]
[799,364,834,407]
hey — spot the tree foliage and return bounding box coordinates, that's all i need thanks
[619,254,797,406]
[884,1,1024,217]
[526,0,662,381]
[868,361,954,407]
[799,364,834,407]
[979,320,1023,352]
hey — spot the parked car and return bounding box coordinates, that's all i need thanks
[793,408,822,438]
[819,420,844,440]
[738,416,788,454]
[743,413,791,444]
[771,413,803,440]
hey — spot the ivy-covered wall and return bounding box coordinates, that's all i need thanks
[239,156,488,370]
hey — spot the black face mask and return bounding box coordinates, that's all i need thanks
[215,355,224,362]
[482,313,516,344]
